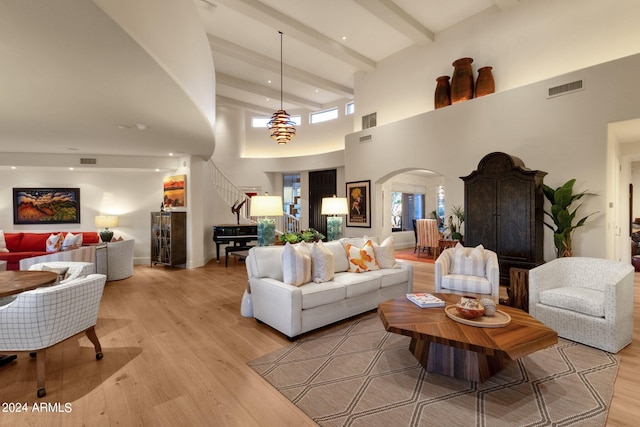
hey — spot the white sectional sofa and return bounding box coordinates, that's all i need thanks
[245,237,413,339]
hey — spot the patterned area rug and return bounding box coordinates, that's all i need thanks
[249,313,620,427]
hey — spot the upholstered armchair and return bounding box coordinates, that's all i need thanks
[529,257,634,353]
[96,239,134,281]
[0,274,107,397]
[27,261,95,284]
[435,245,500,301]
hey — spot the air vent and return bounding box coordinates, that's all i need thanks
[362,112,377,129]
[80,158,97,165]
[548,80,584,98]
[359,135,372,143]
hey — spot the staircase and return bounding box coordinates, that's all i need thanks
[208,159,300,234]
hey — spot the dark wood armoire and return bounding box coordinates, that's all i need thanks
[461,152,547,284]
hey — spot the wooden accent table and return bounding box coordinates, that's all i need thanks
[0,271,58,367]
[378,294,557,382]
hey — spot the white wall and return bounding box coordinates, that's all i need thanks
[0,169,162,265]
[345,53,640,262]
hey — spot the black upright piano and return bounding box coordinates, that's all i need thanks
[213,224,258,263]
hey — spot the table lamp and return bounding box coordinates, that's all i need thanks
[321,196,348,241]
[250,195,283,246]
[95,215,119,242]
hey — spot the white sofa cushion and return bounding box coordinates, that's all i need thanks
[364,268,409,288]
[333,272,381,298]
[451,244,485,277]
[539,287,605,317]
[441,274,492,295]
[282,242,311,286]
[309,241,334,283]
[300,281,346,309]
[249,246,286,281]
[325,240,349,273]
[372,236,398,269]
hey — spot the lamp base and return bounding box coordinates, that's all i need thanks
[257,218,276,246]
[99,230,114,243]
[326,216,343,241]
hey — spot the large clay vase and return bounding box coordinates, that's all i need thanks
[475,66,495,98]
[434,76,451,109]
[450,57,474,103]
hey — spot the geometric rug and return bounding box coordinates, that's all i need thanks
[249,313,620,427]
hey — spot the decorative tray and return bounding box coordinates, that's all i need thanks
[444,305,511,328]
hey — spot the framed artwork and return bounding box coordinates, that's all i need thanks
[163,174,186,207]
[346,180,371,228]
[13,188,81,224]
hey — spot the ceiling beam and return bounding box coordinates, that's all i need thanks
[353,0,434,45]
[214,0,376,72]
[208,35,354,99]
[216,73,323,110]
[216,95,273,115]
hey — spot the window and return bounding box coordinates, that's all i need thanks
[251,115,302,128]
[391,192,424,232]
[310,107,338,124]
[345,101,355,115]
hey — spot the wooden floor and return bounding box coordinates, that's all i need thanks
[0,256,638,426]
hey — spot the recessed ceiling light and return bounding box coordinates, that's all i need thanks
[68,167,74,171]
[342,36,347,40]
[11,166,16,170]
[315,89,319,93]
[135,123,148,130]
[169,153,174,156]
[67,147,79,151]
[267,80,272,84]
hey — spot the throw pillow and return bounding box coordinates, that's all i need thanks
[0,230,8,253]
[309,241,334,283]
[41,265,70,282]
[62,232,83,250]
[372,236,398,269]
[451,244,486,277]
[45,233,63,252]
[282,242,312,286]
[346,239,380,273]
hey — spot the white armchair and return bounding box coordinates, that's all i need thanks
[435,245,500,301]
[529,257,634,353]
[0,274,107,397]
[27,261,95,284]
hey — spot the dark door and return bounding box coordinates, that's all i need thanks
[309,169,337,239]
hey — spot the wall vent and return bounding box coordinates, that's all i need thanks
[359,135,372,143]
[548,80,584,98]
[362,112,377,129]
[80,158,97,165]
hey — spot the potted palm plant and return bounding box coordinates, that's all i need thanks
[542,179,597,258]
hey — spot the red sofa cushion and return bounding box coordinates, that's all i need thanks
[19,233,52,252]
[4,233,23,252]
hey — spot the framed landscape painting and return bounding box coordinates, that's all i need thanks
[346,180,371,228]
[13,188,80,224]
[163,174,186,207]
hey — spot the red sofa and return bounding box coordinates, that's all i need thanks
[0,232,100,270]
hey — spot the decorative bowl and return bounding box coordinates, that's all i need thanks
[455,296,485,319]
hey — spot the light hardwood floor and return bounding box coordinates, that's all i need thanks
[0,257,638,426]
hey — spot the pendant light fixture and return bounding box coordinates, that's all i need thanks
[267,31,296,144]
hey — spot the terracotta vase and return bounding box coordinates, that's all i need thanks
[475,66,495,98]
[434,76,451,109]
[450,57,474,103]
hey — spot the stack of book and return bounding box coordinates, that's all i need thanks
[406,293,445,308]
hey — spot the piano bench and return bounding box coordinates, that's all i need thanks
[225,245,254,267]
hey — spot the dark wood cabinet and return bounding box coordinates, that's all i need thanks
[151,211,187,267]
[461,152,547,284]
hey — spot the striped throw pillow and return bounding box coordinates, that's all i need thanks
[451,244,486,277]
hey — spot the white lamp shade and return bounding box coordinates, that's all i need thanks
[250,196,283,217]
[94,215,119,228]
[321,197,349,215]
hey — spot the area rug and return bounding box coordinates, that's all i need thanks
[394,248,435,263]
[249,313,620,427]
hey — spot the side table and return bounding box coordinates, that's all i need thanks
[508,267,529,312]
[438,239,459,256]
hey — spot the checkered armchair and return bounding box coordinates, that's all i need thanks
[435,245,500,301]
[529,257,634,353]
[27,261,95,284]
[0,273,107,397]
